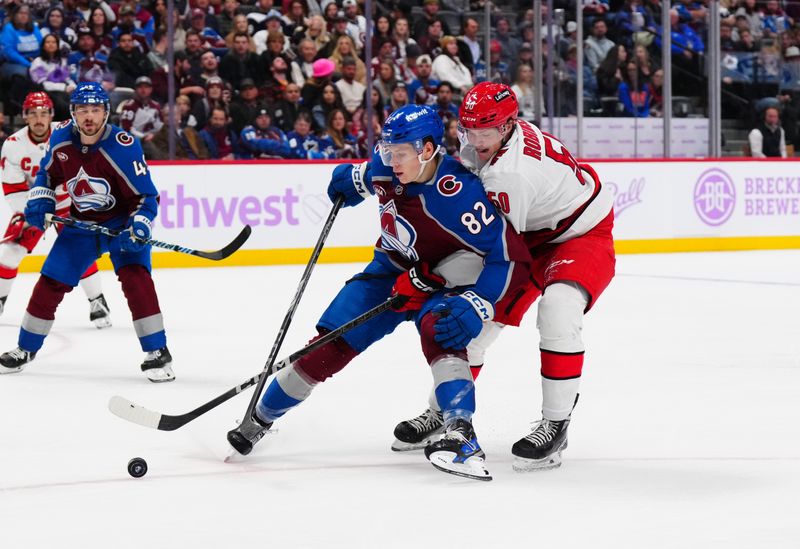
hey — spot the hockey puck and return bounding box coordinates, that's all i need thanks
[127,457,148,478]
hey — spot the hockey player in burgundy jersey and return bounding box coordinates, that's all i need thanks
[0,83,174,383]
[227,104,532,481]
[394,82,615,472]
[0,92,111,328]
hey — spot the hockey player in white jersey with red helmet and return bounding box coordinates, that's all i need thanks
[0,91,111,327]
[393,82,615,472]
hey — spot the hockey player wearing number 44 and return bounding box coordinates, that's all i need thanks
[227,104,533,481]
[0,83,175,383]
[393,82,616,472]
[0,92,112,328]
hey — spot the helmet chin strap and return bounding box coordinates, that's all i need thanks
[414,144,441,182]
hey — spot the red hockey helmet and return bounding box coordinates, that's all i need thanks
[459,82,519,129]
[22,92,54,114]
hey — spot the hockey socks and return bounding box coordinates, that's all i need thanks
[118,265,166,351]
[19,275,72,352]
[256,364,316,423]
[540,349,583,420]
[431,355,475,421]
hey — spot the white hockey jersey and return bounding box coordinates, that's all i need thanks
[1,122,70,214]
[478,119,613,247]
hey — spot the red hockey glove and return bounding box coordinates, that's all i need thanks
[391,263,446,312]
[2,212,43,251]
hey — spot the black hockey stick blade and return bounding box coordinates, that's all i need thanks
[108,296,399,431]
[189,224,252,260]
[46,214,252,261]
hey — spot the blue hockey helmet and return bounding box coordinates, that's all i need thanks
[381,105,444,148]
[70,81,110,108]
[379,105,444,166]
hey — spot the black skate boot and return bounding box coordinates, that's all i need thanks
[0,346,36,374]
[141,347,175,383]
[227,414,273,456]
[392,407,444,451]
[89,294,112,329]
[511,417,570,472]
[424,418,491,481]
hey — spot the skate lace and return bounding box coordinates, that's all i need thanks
[90,297,108,314]
[7,347,28,360]
[442,422,477,451]
[407,409,442,434]
[524,419,561,446]
[144,349,161,361]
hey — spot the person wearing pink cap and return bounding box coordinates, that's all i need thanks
[301,57,336,107]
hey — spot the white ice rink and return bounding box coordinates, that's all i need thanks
[1,250,798,548]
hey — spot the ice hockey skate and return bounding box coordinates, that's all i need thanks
[88,294,112,329]
[140,347,175,383]
[424,418,491,481]
[392,407,444,451]
[511,417,570,472]
[0,346,36,374]
[226,414,273,458]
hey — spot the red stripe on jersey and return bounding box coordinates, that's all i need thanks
[2,182,29,197]
[540,349,584,380]
[523,163,604,249]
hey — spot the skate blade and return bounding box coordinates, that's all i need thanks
[391,433,443,452]
[429,452,492,482]
[145,365,175,383]
[92,317,112,329]
[512,451,563,472]
[223,446,241,463]
[223,429,278,462]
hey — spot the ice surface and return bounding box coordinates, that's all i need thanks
[1,250,798,548]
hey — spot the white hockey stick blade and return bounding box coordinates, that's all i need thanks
[108,396,162,429]
[428,451,493,482]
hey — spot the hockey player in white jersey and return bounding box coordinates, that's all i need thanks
[0,92,111,327]
[393,82,616,472]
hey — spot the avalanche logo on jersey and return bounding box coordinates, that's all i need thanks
[116,132,134,146]
[66,166,116,211]
[380,199,419,262]
[436,175,462,197]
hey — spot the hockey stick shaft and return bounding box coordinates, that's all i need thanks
[239,196,343,422]
[45,214,252,261]
[108,296,399,431]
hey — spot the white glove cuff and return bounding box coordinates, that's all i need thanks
[132,215,152,238]
[351,161,372,199]
[458,290,494,322]
[28,187,56,202]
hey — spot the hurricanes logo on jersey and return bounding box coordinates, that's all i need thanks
[66,166,116,211]
[380,199,419,262]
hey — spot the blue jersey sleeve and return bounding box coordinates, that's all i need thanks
[104,127,159,222]
[424,157,531,305]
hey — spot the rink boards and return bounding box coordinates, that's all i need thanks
[6,158,800,270]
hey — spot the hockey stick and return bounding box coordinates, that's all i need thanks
[108,296,399,431]
[237,196,343,423]
[45,214,252,261]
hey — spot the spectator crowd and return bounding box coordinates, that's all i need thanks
[0,0,799,159]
